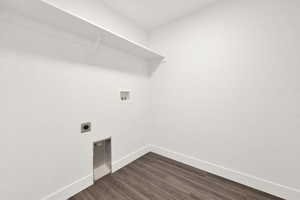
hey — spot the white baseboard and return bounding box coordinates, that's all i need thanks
[41,174,93,200]
[112,145,151,172]
[40,144,300,200]
[40,146,150,200]
[149,144,300,200]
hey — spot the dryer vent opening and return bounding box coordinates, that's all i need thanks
[93,138,111,182]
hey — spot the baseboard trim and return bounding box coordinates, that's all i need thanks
[40,146,150,200]
[40,145,300,200]
[149,144,300,200]
[112,145,151,173]
[41,174,93,200]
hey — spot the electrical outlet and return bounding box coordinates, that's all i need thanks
[81,122,91,133]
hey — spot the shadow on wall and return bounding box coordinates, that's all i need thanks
[0,12,155,76]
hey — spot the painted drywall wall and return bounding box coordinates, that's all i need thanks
[2,0,300,199]
[149,0,300,199]
[43,0,148,45]
[0,9,151,200]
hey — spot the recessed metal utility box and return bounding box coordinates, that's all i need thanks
[120,91,130,101]
[93,138,111,182]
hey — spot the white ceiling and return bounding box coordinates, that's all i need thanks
[101,0,217,30]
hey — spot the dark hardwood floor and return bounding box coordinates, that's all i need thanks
[69,152,284,200]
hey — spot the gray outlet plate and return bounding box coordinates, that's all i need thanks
[120,91,130,101]
[81,122,91,133]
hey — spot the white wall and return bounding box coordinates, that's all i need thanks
[2,0,300,199]
[0,6,150,200]
[149,0,300,199]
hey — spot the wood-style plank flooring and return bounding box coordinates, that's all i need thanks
[69,152,284,200]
